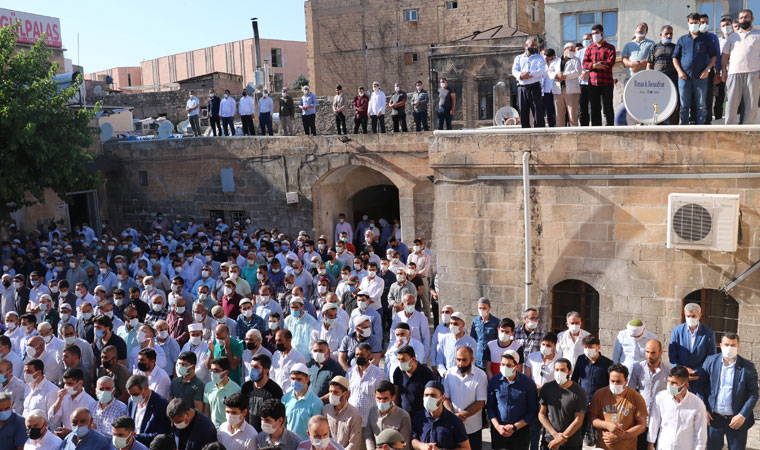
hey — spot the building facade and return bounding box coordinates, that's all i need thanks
[84,66,142,92]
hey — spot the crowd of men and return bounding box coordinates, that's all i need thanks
[515,10,760,128]
[0,211,756,450]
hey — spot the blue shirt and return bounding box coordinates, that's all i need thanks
[622,38,655,79]
[673,32,717,79]
[470,314,500,368]
[716,360,736,415]
[486,371,538,425]
[299,92,318,116]
[511,53,548,86]
[412,407,469,448]
[706,31,721,71]
[570,353,613,404]
[60,429,113,450]
[0,412,27,448]
[237,313,266,339]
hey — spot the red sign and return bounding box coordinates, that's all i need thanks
[0,9,62,48]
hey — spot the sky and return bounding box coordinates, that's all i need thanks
[3,0,307,73]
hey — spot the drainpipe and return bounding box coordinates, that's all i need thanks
[522,151,531,310]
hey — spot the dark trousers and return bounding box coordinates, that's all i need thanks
[518,82,544,128]
[209,116,222,136]
[579,85,591,126]
[491,424,530,450]
[714,80,726,120]
[437,108,452,129]
[543,92,556,127]
[707,413,749,450]
[335,112,347,134]
[691,69,716,124]
[589,84,614,126]
[221,117,235,136]
[636,428,649,450]
[241,115,254,135]
[353,116,368,134]
[413,110,429,131]
[371,115,386,133]
[302,114,317,135]
[188,115,201,136]
[467,431,482,450]
[259,112,273,136]
[392,114,408,132]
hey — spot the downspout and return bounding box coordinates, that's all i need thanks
[522,151,531,310]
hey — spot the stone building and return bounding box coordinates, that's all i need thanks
[99,126,760,446]
[305,0,545,127]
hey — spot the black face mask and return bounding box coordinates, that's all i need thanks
[27,426,43,440]
[740,21,752,30]
[355,356,368,367]
[246,342,257,351]
[137,362,149,372]
[1,281,9,288]
[527,47,539,55]
[101,359,114,369]
[275,343,287,352]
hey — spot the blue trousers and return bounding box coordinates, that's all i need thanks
[707,413,749,450]
[259,112,273,136]
[679,77,708,125]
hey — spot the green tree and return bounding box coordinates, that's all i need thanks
[290,74,309,90]
[0,23,96,222]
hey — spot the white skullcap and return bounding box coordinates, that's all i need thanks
[188,323,203,332]
[353,315,371,326]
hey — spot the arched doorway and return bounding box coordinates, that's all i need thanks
[682,288,739,352]
[550,279,600,335]
[352,184,399,231]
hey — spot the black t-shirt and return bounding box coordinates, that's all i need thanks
[241,378,284,432]
[392,363,435,412]
[538,381,587,447]
[94,332,128,367]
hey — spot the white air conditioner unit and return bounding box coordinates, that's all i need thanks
[666,193,740,252]
[285,192,299,204]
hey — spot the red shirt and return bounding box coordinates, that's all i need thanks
[353,95,369,118]
[582,41,617,86]
[222,292,243,319]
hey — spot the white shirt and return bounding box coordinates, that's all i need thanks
[647,390,707,449]
[5,327,24,354]
[384,338,425,379]
[129,343,167,373]
[310,321,348,356]
[48,390,97,429]
[556,329,590,368]
[390,310,431,358]
[23,430,62,450]
[258,96,274,114]
[271,348,305,392]
[220,96,237,117]
[180,341,211,384]
[135,400,148,432]
[24,378,59,419]
[1,349,23,379]
[443,365,488,434]
[218,420,259,450]
[137,366,171,399]
[526,350,560,387]
[368,90,386,116]
[239,96,256,116]
[358,275,384,309]
[2,376,29,415]
[725,28,760,74]
[187,96,200,116]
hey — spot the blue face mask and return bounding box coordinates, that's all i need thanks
[282,245,289,252]
[0,374,6,385]
[72,425,90,438]
[0,409,11,421]
[292,381,305,392]
[273,246,280,252]
[95,329,105,340]
[349,286,357,293]
[662,38,672,44]
[249,368,261,382]
[292,310,302,318]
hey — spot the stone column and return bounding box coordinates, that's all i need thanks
[399,186,416,244]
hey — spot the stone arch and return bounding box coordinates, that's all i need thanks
[682,288,739,352]
[550,279,600,335]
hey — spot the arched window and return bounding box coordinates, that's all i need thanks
[682,289,739,351]
[550,279,600,335]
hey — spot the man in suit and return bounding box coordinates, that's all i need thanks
[12,274,28,315]
[669,302,716,396]
[702,332,758,450]
[126,374,171,446]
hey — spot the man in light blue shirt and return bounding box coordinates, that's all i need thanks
[511,38,547,128]
[258,89,274,136]
[59,407,113,450]
[622,22,656,83]
[435,312,477,377]
[299,85,318,135]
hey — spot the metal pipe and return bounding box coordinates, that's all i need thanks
[522,151,532,310]
[721,259,760,293]
[478,172,760,181]
[251,18,262,71]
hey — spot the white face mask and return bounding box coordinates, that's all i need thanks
[360,327,372,338]
[328,394,342,406]
[501,365,515,378]
[689,23,701,33]
[441,313,451,324]
[498,332,513,343]
[189,336,202,346]
[722,25,732,35]
[478,309,489,318]
[312,351,327,364]
[554,370,568,385]
[610,383,624,395]
[685,317,699,328]
[584,348,598,359]
[567,51,576,58]
[722,345,738,360]
[540,345,554,356]
[592,33,603,43]
[568,324,581,333]
[243,309,253,318]
[450,325,461,335]
[699,23,709,33]
[525,319,538,330]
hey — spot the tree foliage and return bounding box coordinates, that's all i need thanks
[290,74,309,90]
[0,23,96,219]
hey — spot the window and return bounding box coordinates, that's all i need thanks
[682,289,739,352]
[700,1,760,29]
[209,210,225,223]
[446,1,457,10]
[230,210,246,225]
[271,48,283,68]
[550,280,600,335]
[274,73,284,92]
[478,81,494,120]
[562,11,618,50]
[139,171,148,186]
[529,0,539,23]
[404,53,420,64]
[404,9,418,22]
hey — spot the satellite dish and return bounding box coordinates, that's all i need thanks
[623,70,677,124]
[494,106,520,126]
[99,122,114,141]
[157,121,174,139]
[93,85,103,97]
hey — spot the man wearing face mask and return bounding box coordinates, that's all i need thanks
[582,24,617,126]
[412,380,470,450]
[240,354,283,432]
[628,339,670,450]
[387,267,416,310]
[389,82,409,133]
[219,90,237,136]
[538,358,587,450]
[58,407,111,450]
[436,78,456,130]
[470,297,500,370]
[272,329,306,392]
[310,303,347,358]
[170,351,205,411]
[238,89,255,136]
[237,298,266,340]
[512,38,547,128]
[0,392,23,449]
[257,398,301,449]
[218,392,258,450]
[167,397,216,450]
[203,357,241,428]
[92,375,127,441]
[0,359,26,416]
[673,13,717,125]
[612,319,657,374]
[347,343,386,441]
[384,324,424,379]
[430,305,453,366]
[298,415,343,450]
[514,308,545,363]
[322,376,361,450]
[207,90,222,136]
[689,14,722,125]
[487,349,537,449]
[368,81,387,134]
[443,346,487,449]
[0,274,15,319]
[622,23,655,84]
[299,85,318,136]
[283,363,323,439]
[556,311,590,369]
[242,329,271,378]
[390,293,429,356]
[647,25,680,124]
[97,345,131,403]
[352,86,370,134]
[668,303,715,397]
[548,43,582,127]
[129,325,167,373]
[25,408,62,448]
[185,91,201,137]
[49,368,97,437]
[435,312,477,378]
[722,9,760,125]
[411,80,429,132]
[25,335,61,385]
[111,416,148,450]
[136,348,171,399]
[588,363,647,449]
[259,89,275,136]
[366,381,412,450]
[701,333,758,450]
[331,85,348,135]
[307,340,345,401]
[280,88,296,136]
[484,318,523,380]
[646,366,707,449]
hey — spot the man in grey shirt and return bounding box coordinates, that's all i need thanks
[389,83,408,133]
[538,358,587,449]
[411,81,429,132]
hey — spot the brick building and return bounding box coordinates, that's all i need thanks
[305,0,545,127]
